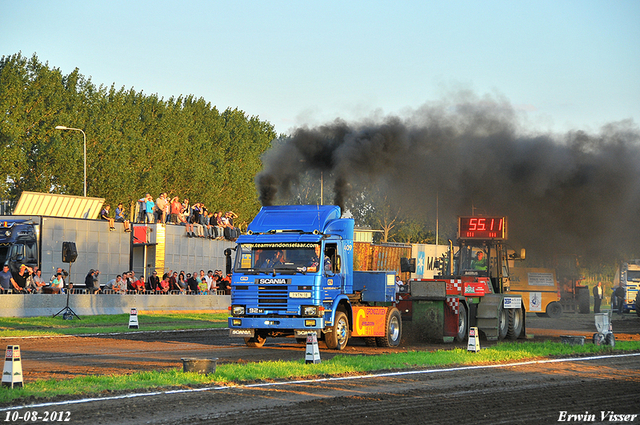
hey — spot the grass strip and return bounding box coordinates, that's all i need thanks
[0,313,229,337]
[1,340,638,405]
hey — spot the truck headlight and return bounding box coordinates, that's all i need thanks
[302,305,322,317]
[232,305,245,316]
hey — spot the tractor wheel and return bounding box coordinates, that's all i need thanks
[376,308,402,347]
[498,306,509,340]
[244,334,266,348]
[324,310,349,350]
[546,302,563,319]
[455,303,468,343]
[592,333,603,346]
[605,332,615,348]
[507,307,524,340]
[577,288,590,314]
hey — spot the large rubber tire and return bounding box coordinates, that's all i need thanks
[577,287,590,314]
[376,308,402,347]
[546,301,563,319]
[324,310,349,350]
[455,303,468,343]
[244,334,266,348]
[605,332,615,348]
[593,333,602,346]
[507,307,524,340]
[498,306,509,340]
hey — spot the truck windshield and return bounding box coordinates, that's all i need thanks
[235,243,321,273]
[456,245,489,276]
[626,270,640,282]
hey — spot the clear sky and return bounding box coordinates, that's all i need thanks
[2,0,639,136]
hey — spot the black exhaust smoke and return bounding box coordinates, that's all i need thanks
[256,96,640,259]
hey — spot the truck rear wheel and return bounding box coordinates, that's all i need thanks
[325,310,349,350]
[244,334,266,348]
[376,308,402,347]
[498,306,509,340]
[455,303,468,343]
[546,302,562,318]
[507,307,523,340]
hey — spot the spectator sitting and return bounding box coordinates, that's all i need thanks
[48,272,64,294]
[156,276,170,294]
[29,267,47,293]
[114,203,131,232]
[101,205,116,231]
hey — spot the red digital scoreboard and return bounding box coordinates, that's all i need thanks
[457,216,507,240]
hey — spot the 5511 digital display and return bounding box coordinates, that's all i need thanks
[458,216,507,240]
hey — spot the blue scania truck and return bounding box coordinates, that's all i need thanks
[227,205,401,350]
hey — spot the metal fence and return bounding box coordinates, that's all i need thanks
[0,200,15,215]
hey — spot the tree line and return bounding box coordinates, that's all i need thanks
[0,52,277,223]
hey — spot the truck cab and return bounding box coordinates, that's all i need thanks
[228,205,401,349]
[0,220,38,276]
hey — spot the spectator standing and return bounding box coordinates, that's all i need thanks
[0,265,14,293]
[84,269,100,293]
[114,203,131,232]
[187,272,199,294]
[12,264,32,293]
[105,275,123,293]
[170,196,182,224]
[145,194,155,223]
[178,271,188,292]
[613,284,625,315]
[155,193,168,223]
[147,271,160,292]
[593,282,604,314]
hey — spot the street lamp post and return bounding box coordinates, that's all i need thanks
[55,126,87,197]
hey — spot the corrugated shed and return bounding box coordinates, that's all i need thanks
[13,192,104,219]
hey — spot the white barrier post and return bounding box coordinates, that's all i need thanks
[129,308,139,329]
[305,332,321,364]
[467,327,480,352]
[2,345,23,388]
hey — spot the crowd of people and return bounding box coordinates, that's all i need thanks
[0,264,231,295]
[100,193,240,241]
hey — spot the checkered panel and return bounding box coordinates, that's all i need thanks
[450,279,462,295]
[447,296,459,315]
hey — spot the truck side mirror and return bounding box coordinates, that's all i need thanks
[224,248,234,276]
[400,258,416,273]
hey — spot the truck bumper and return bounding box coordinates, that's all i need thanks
[228,316,325,336]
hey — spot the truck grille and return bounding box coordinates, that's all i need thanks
[258,285,288,309]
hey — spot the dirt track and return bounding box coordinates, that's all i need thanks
[1,312,639,424]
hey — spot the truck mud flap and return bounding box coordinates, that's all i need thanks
[476,294,502,341]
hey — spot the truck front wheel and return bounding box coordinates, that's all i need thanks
[376,308,402,347]
[325,310,349,350]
